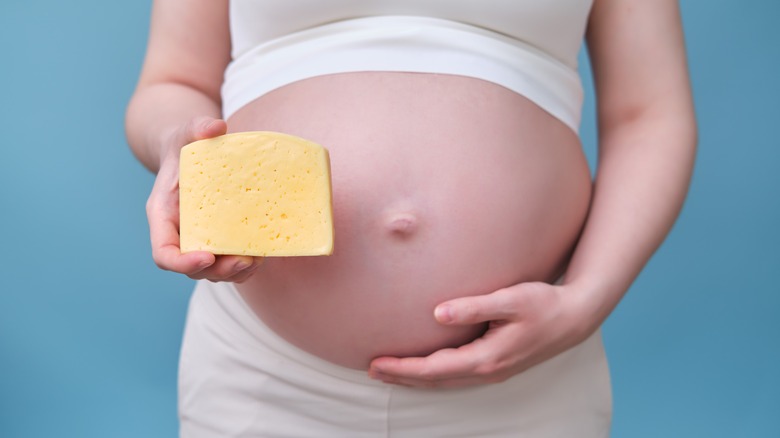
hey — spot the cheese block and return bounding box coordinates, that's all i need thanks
[179,131,334,256]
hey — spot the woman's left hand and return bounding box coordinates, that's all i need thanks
[368,281,596,388]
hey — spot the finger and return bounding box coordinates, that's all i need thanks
[189,255,255,282]
[434,288,520,326]
[161,117,228,163]
[370,370,507,389]
[370,340,487,383]
[369,352,465,387]
[369,319,533,385]
[369,343,513,389]
[183,117,227,144]
[147,191,215,274]
[228,257,264,283]
[154,242,215,275]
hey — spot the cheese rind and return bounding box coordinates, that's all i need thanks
[179,131,334,256]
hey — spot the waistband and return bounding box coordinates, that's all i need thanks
[222,16,584,133]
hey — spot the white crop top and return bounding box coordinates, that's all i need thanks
[223,0,594,133]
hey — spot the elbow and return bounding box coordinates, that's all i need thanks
[677,101,698,172]
[124,93,149,170]
[601,97,698,155]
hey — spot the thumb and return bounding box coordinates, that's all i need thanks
[188,116,227,142]
[434,289,518,325]
[161,117,228,164]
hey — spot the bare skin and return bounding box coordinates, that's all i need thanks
[126,0,696,387]
[229,72,591,369]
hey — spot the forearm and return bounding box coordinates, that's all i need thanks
[125,82,222,172]
[565,107,696,330]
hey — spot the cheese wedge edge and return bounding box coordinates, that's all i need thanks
[179,131,334,256]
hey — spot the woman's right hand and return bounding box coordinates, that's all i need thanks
[146,116,263,283]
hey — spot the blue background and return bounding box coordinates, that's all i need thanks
[1,0,778,436]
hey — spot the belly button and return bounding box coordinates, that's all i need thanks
[384,212,419,237]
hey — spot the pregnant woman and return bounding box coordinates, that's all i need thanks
[126,0,696,436]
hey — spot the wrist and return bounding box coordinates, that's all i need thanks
[559,278,620,339]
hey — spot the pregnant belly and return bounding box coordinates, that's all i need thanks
[229,72,592,369]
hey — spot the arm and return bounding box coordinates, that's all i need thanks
[565,0,697,325]
[369,0,696,387]
[126,0,261,281]
[127,0,230,171]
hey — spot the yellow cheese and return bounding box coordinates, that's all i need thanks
[179,131,334,256]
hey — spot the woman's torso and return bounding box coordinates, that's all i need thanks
[224,1,594,370]
[230,72,592,369]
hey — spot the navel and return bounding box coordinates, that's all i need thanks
[384,212,419,237]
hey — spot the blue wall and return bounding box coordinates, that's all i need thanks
[1,1,777,436]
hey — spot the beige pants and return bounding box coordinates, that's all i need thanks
[179,280,612,437]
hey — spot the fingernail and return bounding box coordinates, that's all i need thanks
[197,258,212,269]
[235,260,252,271]
[434,304,453,323]
[205,119,224,132]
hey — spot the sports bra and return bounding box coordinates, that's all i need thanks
[223,0,594,133]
